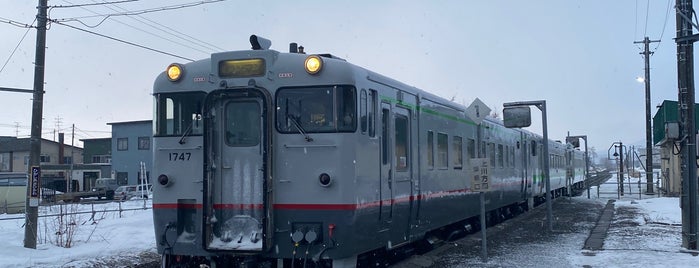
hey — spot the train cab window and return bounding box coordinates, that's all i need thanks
[427,131,434,169]
[453,136,463,169]
[395,113,409,171]
[154,92,205,136]
[276,86,356,133]
[437,133,448,168]
[224,101,260,146]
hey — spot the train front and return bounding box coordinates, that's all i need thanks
[151,36,364,267]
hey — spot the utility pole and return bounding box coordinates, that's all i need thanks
[633,37,659,194]
[24,0,47,249]
[676,0,698,250]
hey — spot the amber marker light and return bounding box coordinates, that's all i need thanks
[167,63,183,82]
[304,55,323,75]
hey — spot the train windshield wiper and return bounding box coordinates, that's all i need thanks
[179,119,196,144]
[286,114,313,142]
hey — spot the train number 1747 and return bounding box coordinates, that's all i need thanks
[169,152,191,161]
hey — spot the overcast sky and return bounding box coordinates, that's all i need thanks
[0,0,681,156]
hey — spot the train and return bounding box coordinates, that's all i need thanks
[151,35,589,267]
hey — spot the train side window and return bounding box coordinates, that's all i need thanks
[497,144,504,168]
[427,131,434,169]
[437,133,448,169]
[381,107,389,165]
[453,136,463,169]
[488,143,495,167]
[394,111,409,171]
[506,145,511,167]
[467,138,475,159]
[369,90,376,137]
[510,146,515,167]
[531,140,537,157]
[480,141,486,159]
[360,89,367,134]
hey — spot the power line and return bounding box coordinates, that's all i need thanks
[95,0,225,52]
[653,0,673,52]
[51,0,139,9]
[52,20,194,61]
[0,17,35,28]
[54,0,224,23]
[643,0,650,37]
[0,18,36,75]
[56,0,213,55]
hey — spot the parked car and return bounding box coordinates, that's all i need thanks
[91,178,119,200]
[130,184,152,199]
[114,185,136,201]
[115,184,152,200]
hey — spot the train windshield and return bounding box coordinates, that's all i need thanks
[153,92,205,136]
[276,86,356,133]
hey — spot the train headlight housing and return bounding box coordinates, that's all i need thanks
[318,173,332,187]
[166,63,184,82]
[158,174,172,187]
[304,55,323,75]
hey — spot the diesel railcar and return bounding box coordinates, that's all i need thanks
[151,35,587,267]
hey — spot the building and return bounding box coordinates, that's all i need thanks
[81,137,112,164]
[653,100,696,196]
[108,120,152,186]
[0,135,83,173]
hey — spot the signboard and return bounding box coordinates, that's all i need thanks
[465,98,490,125]
[471,158,490,192]
[30,166,40,207]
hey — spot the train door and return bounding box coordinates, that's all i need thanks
[380,102,413,246]
[205,90,270,252]
[519,134,528,200]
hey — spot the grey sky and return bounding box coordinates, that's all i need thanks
[0,0,680,156]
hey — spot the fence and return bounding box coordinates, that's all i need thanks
[0,199,152,221]
[595,170,661,200]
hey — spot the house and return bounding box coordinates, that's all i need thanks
[0,135,83,173]
[107,120,152,186]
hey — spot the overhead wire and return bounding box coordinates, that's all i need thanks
[652,0,673,52]
[0,18,37,75]
[643,0,650,37]
[95,0,225,52]
[52,20,194,61]
[50,0,139,9]
[54,0,224,22]
[0,17,35,29]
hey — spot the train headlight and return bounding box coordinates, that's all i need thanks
[318,173,332,187]
[158,174,172,187]
[304,55,323,75]
[166,63,184,82]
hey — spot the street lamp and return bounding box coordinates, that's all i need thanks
[608,142,626,196]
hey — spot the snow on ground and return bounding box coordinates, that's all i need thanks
[0,171,697,268]
[0,199,156,268]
